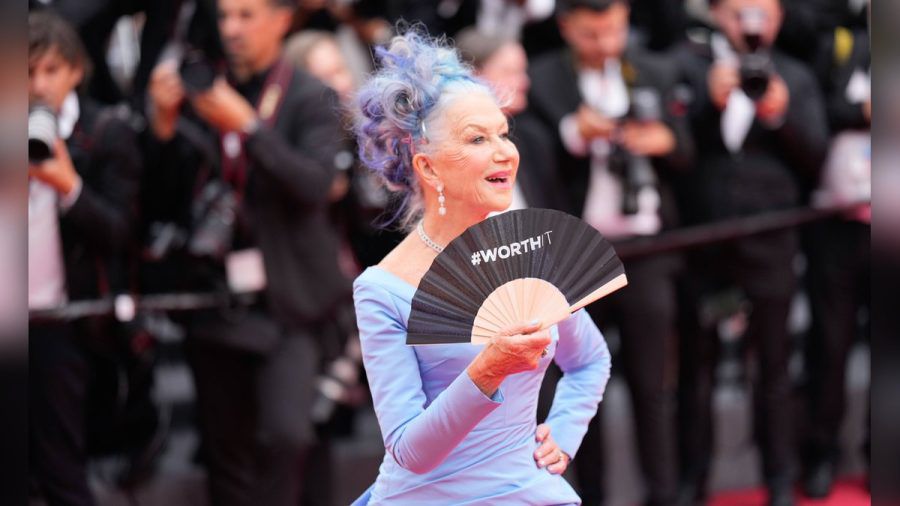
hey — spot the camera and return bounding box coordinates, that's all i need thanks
[188,179,239,261]
[609,88,661,216]
[29,102,57,163]
[161,0,224,94]
[737,6,774,101]
[179,46,218,94]
[144,179,238,263]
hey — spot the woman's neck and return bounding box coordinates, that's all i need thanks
[379,207,490,288]
[420,208,487,250]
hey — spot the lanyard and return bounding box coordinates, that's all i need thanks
[220,58,293,199]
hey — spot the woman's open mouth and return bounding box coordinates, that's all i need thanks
[485,171,512,189]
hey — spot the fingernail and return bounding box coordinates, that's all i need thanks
[538,460,545,467]
[529,319,540,326]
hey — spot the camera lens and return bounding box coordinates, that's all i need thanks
[28,104,57,163]
[738,7,767,52]
[180,49,217,93]
[740,53,772,100]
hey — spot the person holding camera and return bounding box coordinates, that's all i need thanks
[525,1,694,505]
[28,10,141,506]
[800,8,870,498]
[143,0,349,504]
[673,0,828,504]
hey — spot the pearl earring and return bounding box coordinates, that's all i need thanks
[437,184,446,216]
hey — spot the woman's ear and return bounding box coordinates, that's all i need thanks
[412,152,442,190]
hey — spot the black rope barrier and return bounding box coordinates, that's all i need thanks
[613,202,868,259]
[29,201,869,322]
[28,292,231,323]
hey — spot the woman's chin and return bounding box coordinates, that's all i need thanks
[466,201,509,219]
[487,194,514,214]
[465,188,514,217]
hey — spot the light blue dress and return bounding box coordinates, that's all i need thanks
[352,266,612,505]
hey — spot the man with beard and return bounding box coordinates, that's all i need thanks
[145,0,348,503]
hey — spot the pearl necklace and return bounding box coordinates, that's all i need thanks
[416,221,445,254]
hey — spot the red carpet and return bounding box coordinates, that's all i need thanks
[709,476,870,506]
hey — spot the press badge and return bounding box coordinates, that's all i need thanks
[226,248,267,293]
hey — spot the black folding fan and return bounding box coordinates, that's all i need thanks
[407,208,628,345]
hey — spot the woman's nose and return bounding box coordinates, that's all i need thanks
[493,137,517,162]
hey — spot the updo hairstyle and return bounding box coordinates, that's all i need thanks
[353,28,497,230]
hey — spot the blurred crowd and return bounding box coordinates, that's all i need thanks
[26,0,870,505]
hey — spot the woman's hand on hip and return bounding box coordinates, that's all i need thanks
[534,423,570,474]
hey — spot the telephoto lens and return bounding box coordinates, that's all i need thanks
[740,52,773,100]
[738,6,766,51]
[28,103,57,163]
[737,6,773,100]
[188,180,238,261]
[611,87,661,215]
[179,48,218,94]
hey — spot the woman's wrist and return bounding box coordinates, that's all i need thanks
[467,347,504,398]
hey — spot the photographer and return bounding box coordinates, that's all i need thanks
[525,1,694,504]
[143,0,348,504]
[801,12,870,498]
[28,10,141,506]
[673,0,828,504]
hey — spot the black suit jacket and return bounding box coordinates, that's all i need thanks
[144,65,350,329]
[62,98,141,299]
[674,34,829,225]
[525,46,694,229]
[812,27,870,132]
[672,33,829,295]
[510,113,568,211]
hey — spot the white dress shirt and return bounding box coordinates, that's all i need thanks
[476,0,555,40]
[711,33,757,154]
[559,59,662,238]
[28,92,81,309]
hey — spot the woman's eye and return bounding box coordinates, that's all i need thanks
[500,132,511,140]
[471,136,485,144]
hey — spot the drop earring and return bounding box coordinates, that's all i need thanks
[437,183,446,216]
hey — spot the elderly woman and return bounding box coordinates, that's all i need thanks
[455,28,568,212]
[351,30,611,505]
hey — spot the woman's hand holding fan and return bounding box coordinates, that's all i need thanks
[466,320,552,397]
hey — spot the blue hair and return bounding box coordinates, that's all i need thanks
[353,27,495,230]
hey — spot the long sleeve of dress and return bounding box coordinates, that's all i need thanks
[544,309,611,458]
[353,279,505,475]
